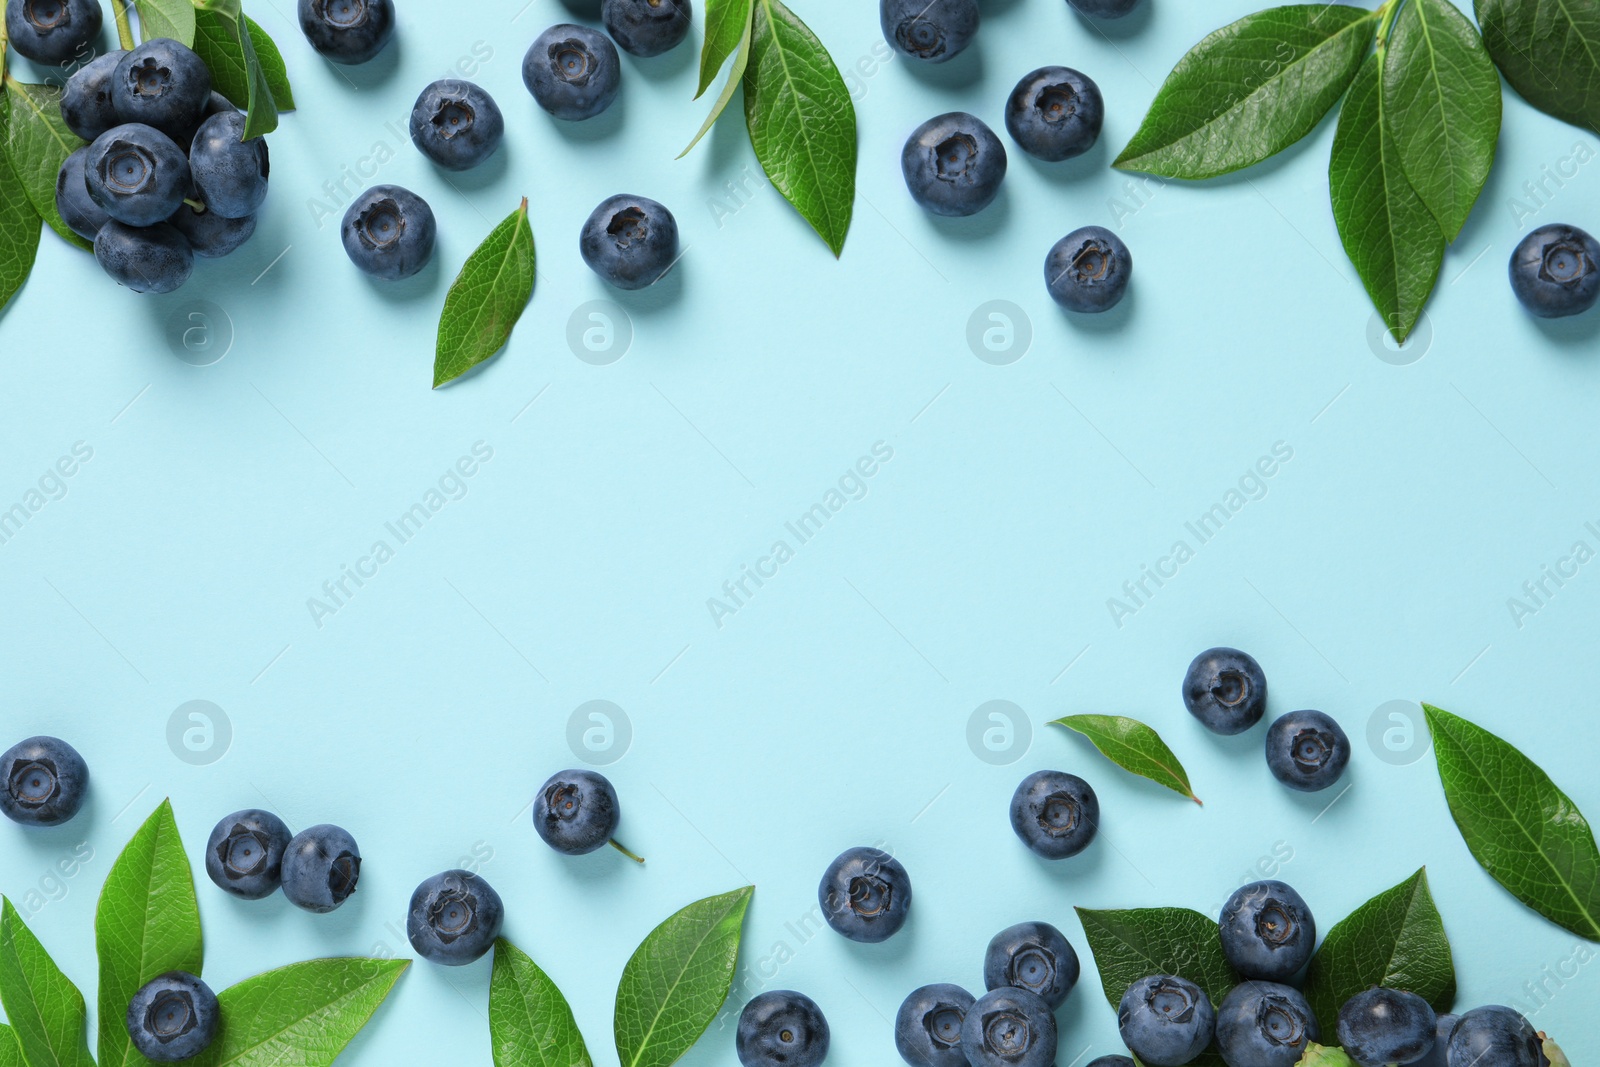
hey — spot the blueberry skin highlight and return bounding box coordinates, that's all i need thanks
[524,24,622,121]
[342,184,436,280]
[112,39,212,141]
[1264,710,1350,792]
[204,809,291,899]
[168,203,257,257]
[579,194,679,291]
[1509,224,1600,319]
[60,50,128,142]
[0,736,89,826]
[5,0,103,65]
[902,112,1007,217]
[1068,0,1141,17]
[1118,975,1216,1067]
[533,768,622,855]
[1045,226,1130,313]
[1337,987,1437,1067]
[1006,67,1103,162]
[85,123,191,227]
[56,146,110,240]
[960,987,1057,1067]
[1010,769,1098,859]
[1215,982,1320,1067]
[407,869,505,966]
[95,220,193,293]
[818,846,911,943]
[983,921,1079,1009]
[410,79,504,172]
[603,0,692,58]
[125,971,219,1063]
[1218,880,1315,983]
[894,984,973,1067]
[736,990,830,1067]
[1446,1006,1544,1067]
[298,0,394,64]
[280,824,361,912]
[189,110,270,219]
[879,0,978,64]
[1183,647,1268,735]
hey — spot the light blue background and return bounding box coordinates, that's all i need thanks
[2,0,1597,1063]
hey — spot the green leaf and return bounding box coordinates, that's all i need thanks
[434,197,536,389]
[190,8,280,138]
[1114,5,1378,179]
[0,899,96,1067]
[489,940,592,1067]
[1301,868,1456,1033]
[0,115,43,315]
[614,886,753,1067]
[97,799,205,1067]
[741,0,855,256]
[1,1026,26,1067]
[1050,715,1201,804]
[1543,1035,1571,1067]
[1329,53,1443,343]
[680,1,754,157]
[696,0,754,99]
[1075,906,1239,1009]
[0,79,90,251]
[188,958,409,1067]
[1382,0,1501,240]
[1476,0,1600,135]
[1298,1046,1356,1067]
[134,0,196,46]
[244,16,295,111]
[1423,703,1600,942]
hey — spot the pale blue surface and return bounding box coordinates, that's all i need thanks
[2,0,1598,1064]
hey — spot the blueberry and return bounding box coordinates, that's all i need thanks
[1006,67,1103,162]
[1067,0,1141,17]
[188,110,269,219]
[1045,226,1131,313]
[818,846,911,943]
[1264,711,1350,793]
[902,112,1007,217]
[60,50,128,141]
[407,869,505,966]
[1215,982,1319,1067]
[4,0,102,65]
[341,185,435,280]
[1009,769,1098,859]
[125,972,218,1063]
[0,736,88,826]
[204,809,291,899]
[168,203,256,258]
[280,824,361,913]
[736,990,830,1067]
[297,0,394,64]
[894,984,974,1067]
[960,987,1057,1067]
[409,80,504,172]
[579,194,678,290]
[1414,1014,1459,1067]
[56,147,110,240]
[533,768,635,856]
[1447,1006,1543,1067]
[1218,881,1315,983]
[85,123,191,227]
[95,220,193,293]
[524,24,621,121]
[983,921,1079,1009]
[1182,647,1267,735]
[1086,1060,1135,1067]
[1509,224,1600,319]
[1337,988,1436,1067]
[112,39,211,141]
[1118,975,1216,1067]
[603,0,691,58]
[879,0,978,63]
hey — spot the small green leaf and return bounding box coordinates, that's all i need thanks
[1075,906,1239,1009]
[1,1025,25,1067]
[696,0,754,99]
[1423,703,1600,942]
[489,940,592,1067]
[97,799,205,1067]
[244,15,295,111]
[742,0,855,256]
[0,899,96,1067]
[615,886,753,1067]
[680,2,754,157]
[1301,868,1456,1034]
[1476,0,1600,135]
[0,116,43,314]
[1115,5,1378,179]
[434,197,536,389]
[134,0,196,46]
[190,8,280,138]
[1050,715,1201,804]
[0,79,90,251]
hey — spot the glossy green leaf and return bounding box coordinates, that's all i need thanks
[680,1,754,157]
[614,886,753,1067]
[434,198,536,389]
[1302,868,1456,1033]
[190,8,280,138]
[1076,906,1239,1008]
[1115,5,1378,179]
[0,115,42,315]
[0,79,90,251]
[97,800,205,1067]
[134,0,196,46]
[243,16,295,111]
[696,0,754,98]
[742,0,855,256]
[1382,0,1501,239]
[1476,0,1600,135]
[489,940,592,1067]
[1329,53,1443,343]
[1424,703,1600,941]
[0,899,96,1067]
[1051,714,1201,804]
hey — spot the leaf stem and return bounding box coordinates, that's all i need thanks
[1375,0,1403,48]
[609,838,645,865]
[112,0,136,51]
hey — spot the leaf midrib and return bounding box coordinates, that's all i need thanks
[751,0,841,238]
[1406,0,1464,223]
[621,902,738,1067]
[211,968,399,1067]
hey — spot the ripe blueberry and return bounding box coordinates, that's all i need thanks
[1414,1013,1458,1067]
[603,0,692,58]
[894,984,973,1067]
[1010,769,1098,859]
[1118,975,1216,1067]
[961,987,1057,1067]
[4,0,102,65]
[342,185,436,280]
[204,809,291,899]
[297,0,394,65]
[524,25,621,122]
[410,80,504,172]
[168,203,257,258]
[1006,67,1103,162]
[534,768,639,857]
[1086,1060,1134,1067]
[56,147,110,240]
[112,40,212,142]
[580,194,678,290]
[189,111,269,219]
[95,221,193,293]
[879,0,978,64]
[1045,226,1130,313]
[736,990,830,1067]
[902,112,1006,217]
[1067,0,1141,17]
[1219,880,1315,983]
[125,972,219,1063]
[407,869,505,966]
[1183,647,1267,735]
[1509,224,1600,319]
[281,824,361,913]
[60,50,128,142]
[818,846,911,943]
[1264,710,1350,792]
[983,921,1079,1009]
[1447,1006,1543,1067]
[1337,987,1436,1067]
[1216,982,1320,1067]
[85,123,191,227]
[0,736,88,826]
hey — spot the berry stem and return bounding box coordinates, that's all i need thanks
[184,198,207,213]
[608,838,645,865]
[112,1,136,52]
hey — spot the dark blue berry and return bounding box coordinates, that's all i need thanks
[188,110,269,218]
[1045,226,1130,312]
[1337,988,1436,1067]
[534,769,623,855]
[1118,975,1216,1067]
[204,809,291,899]
[879,0,978,63]
[1216,982,1320,1067]
[85,123,190,227]
[168,203,256,257]
[112,39,212,142]
[1265,711,1350,793]
[1068,0,1141,17]
[736,991,830,1067]
[5,0,102,65]
[1006,66,1103,162]
[1446,1006,1542,1067]
[1086,1059,1135,1067]
[580,194,678,290]
[960,987,1057,1067]
[125,972,218,1063]
[1414,1013,1458,1067]
[818,846,911,943]
[407,869,505,966]
[60,50,127,141]
[409,80,504,171]
[281,824,361,913]
[1010,769,1098,859]
[1509,224,1600,319]
[603,0,691,58]
[341,184,435,279]
[95,220,192,293]
[983,921,1079,1009]
[0,736,89,826]
[1183,647,1267,735]
[902,112,1006,217]
[524,25,621,122]
[56,146,110,240]
[297,0,394,65]
[894,984,973,1067]
[1219,880,1315,983]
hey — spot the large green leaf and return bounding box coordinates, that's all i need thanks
[97,800,205,1067]
[0,113,42,314]
[681,0,755,157]
[0,79,90,251]
[1476,0,1600,135]
[614,886,753,1067]
[190,7,281,138]
[1301,868,1456,1033]
[741,0,855,256]
[1329,53,1443,343]
[1050,715,1201,804]
[0,900,95,1067]
[1382,0,1501,239]
[1115,5,1378,179]
[434,198,536,389]
[489,940,592,1067]
[696,0,754,98]
[1424,703,1600,941]
[134,0,196,46]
